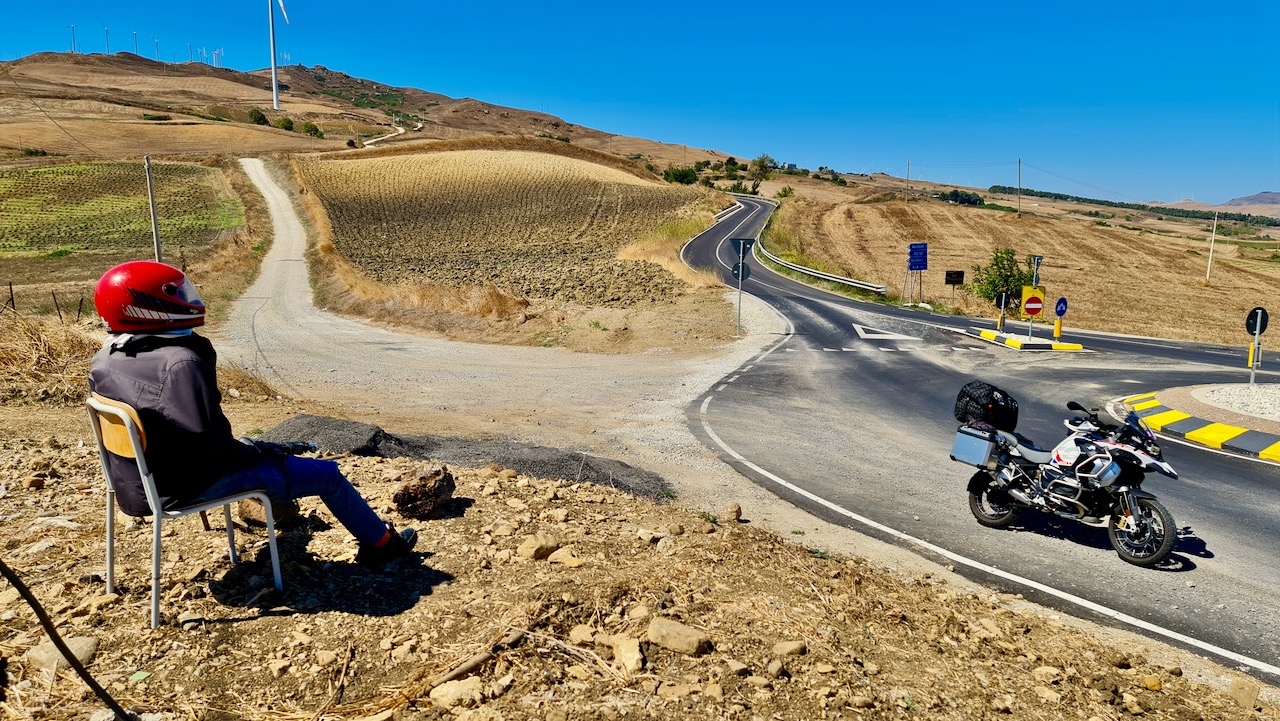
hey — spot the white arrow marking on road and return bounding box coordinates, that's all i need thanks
[852,323,922,341]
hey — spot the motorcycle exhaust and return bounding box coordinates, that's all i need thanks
[1006,487,1039,507]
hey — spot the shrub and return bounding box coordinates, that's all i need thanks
[966,248,1033,307]
[938,189,984,206]
[663,166,698,184]
[248,108,268,125]
[21,148,47,157]
[346,139,357,148]
[776,185,794,199]
[301,121,324,138]
[275,117,294,132]
[141,114,171,121]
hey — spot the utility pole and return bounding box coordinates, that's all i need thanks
[1206,211,1219,281]
[906,159,910,187]
[145,156,162,263]
[1017,158,1022,216]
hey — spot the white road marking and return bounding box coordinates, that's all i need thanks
[716,384,727,391]
[853,323,923,341]
[878,347,896,352]
[698,395,1280,679]
[727,375,740,382]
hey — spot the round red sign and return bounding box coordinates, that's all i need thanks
[1025,297,1043,316]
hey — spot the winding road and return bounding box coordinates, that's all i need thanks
[685,197,1280,680]
[222,160,1279,681]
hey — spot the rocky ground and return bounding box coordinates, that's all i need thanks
[2,410,1278,721]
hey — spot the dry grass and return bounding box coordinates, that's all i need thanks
[0,311,100,404]
[766,183,1280,346]
[618,216,723,289]
[296,144,708,306]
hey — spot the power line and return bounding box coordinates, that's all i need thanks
[1021,162,1149,203]
[0,63,105,158]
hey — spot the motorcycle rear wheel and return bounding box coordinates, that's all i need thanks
[969,479,1019,528]
[1108,497,1176,567]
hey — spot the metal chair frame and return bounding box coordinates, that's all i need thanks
[85,393,282,628]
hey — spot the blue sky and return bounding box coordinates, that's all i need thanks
[4,1,1278,204]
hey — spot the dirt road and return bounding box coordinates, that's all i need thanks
[218,160,785,517]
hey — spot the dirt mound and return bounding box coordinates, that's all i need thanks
[262,414,671,500]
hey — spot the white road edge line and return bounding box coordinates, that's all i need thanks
[699,395,1280,678]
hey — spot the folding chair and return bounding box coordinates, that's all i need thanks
[85,393,283,628]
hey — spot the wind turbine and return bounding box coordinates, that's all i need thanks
[268,0,290,110]
[133,30,138,55]
[67,25,77,53]
[104,25,110,54]
[153,37,159,61]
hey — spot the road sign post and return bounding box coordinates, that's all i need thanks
[995,291,1009,331]
[1054,297,1067,339]
[904,243,927,305]
[1020,285,1045,337]
[945,270,964,305]
[1247,307,1269,385]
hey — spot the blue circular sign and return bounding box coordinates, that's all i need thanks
[1055,297,1068,317]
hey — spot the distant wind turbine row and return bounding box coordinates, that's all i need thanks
[61,2,292,107]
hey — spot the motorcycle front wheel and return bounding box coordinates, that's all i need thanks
[1108,497,1176,567]
[968,477,1019,528]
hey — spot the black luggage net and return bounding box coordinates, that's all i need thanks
[954,380,1019,432]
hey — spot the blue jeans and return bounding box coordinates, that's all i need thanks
[190,456,386,545]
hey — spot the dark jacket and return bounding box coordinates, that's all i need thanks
[88,333,262,516]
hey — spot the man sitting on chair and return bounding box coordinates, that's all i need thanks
[88,260,416,567]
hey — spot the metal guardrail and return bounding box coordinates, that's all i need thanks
[732,195,887,294]
[754,242,887,294]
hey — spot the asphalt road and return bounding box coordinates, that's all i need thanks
[685,197,1280,679]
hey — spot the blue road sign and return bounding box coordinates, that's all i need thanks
[908,242,928,271]
[1055,297,1068,317]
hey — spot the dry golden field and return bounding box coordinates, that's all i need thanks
[298,145,709,306]
[759,175,1280,346]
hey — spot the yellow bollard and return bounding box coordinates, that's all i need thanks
[1053,319,1062,339]
[1249,342,1255,368]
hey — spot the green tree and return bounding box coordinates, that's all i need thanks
[663,166,698,184]
[275,117,294,132]
[749,154,776,182]
[301,121,324,138]
[967,248,1034,308]
[248,108,268,125]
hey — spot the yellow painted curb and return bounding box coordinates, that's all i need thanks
[1183,422,1248,449]
[1005,337,1025,349]
[1142,409,1191,431]
[1131,399,1162,411]
[1261,442,1280,462]
[1123,392,1157,404]
[1049,342,1083,351]
[979,330,998,341]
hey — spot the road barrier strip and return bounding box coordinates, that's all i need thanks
[972,328,1085,352]
[1119,392,1280,461]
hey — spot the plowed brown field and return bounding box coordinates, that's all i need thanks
[298,147,708,305]
[761,178,1280,346]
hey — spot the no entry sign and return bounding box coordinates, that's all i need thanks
[1024,296,1043,316]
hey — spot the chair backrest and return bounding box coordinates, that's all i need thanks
[87,393,147,458]
[87,393,165,514]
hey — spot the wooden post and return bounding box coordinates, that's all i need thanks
[6,282,14,311]
[76,296,85,322]
[51,291,63,322]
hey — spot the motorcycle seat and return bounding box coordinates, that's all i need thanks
[996,430,1053,465]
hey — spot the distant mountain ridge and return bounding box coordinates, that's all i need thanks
[1225,191,1280,206]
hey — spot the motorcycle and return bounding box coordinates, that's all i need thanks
[949,381,1179,567]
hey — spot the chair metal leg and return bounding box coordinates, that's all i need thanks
[223,505,238,564]
[105,491,115,595]
[261,496,283,591]
[151,515,163,629]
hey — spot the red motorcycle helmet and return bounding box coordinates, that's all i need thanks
[94,261,205,332]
